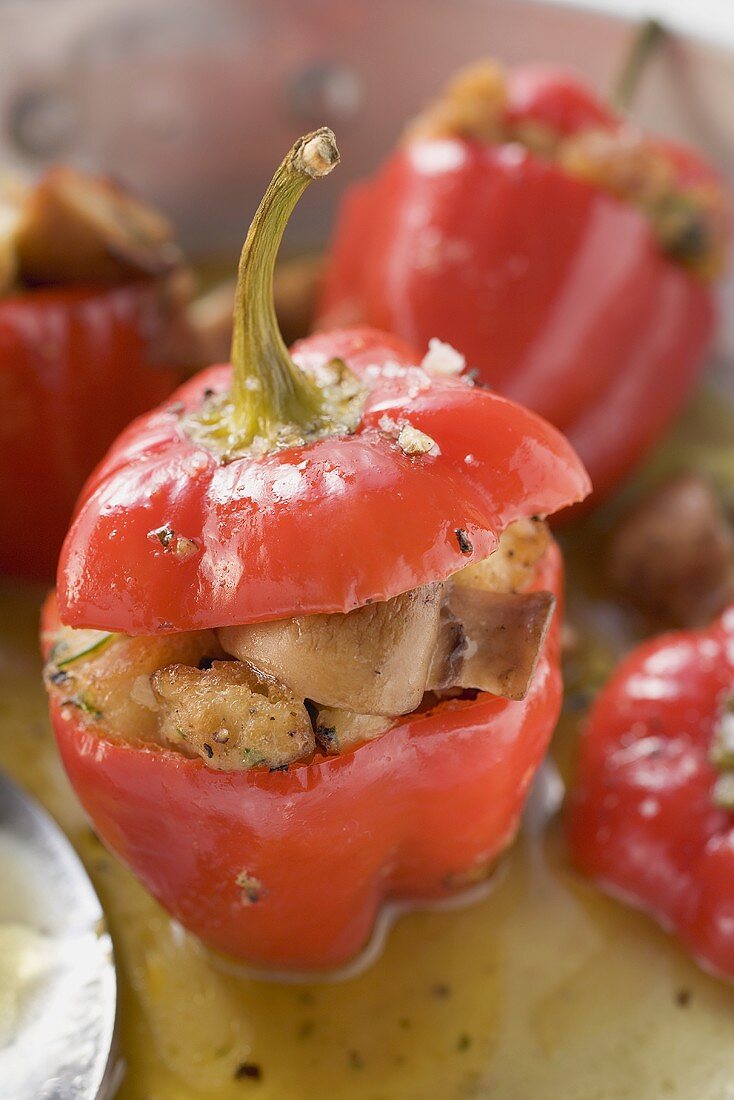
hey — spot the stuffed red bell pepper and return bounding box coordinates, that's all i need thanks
[568,606,734,979]
[44,129,589,972]
[318,61,729,504]
[0,167,188,578]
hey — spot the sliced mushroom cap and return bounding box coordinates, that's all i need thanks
[314,706,390,756]
[152,660,314,771]
[428,607,467,692]
[218,584,444,717]
[607,473,734,627]
[16,166,181,286]
[429,587,555,701]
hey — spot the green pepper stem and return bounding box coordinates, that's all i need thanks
[612,18,666,113]
[229,128,339,443]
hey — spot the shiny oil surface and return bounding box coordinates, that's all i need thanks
[1,388,734,1099]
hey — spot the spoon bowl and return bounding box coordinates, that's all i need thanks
[0,769,118,1100]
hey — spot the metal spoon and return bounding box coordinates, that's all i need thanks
[0,769,118,1100]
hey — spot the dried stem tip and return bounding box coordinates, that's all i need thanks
[297,128,340,178]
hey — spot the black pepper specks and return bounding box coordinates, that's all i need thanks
[236,869,265,905]
[149,523,175,549]
[315,724,337,753]
[455,528,473,555]
[233,1061,262,1081]
[147,524,200,560]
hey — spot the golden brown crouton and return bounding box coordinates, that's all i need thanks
[152,661,314,770]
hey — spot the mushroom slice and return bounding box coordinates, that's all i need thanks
[453,518,549,595]
[314,706,391,755]
[16,166,180,285]
[607,473,734,627]
[152,661,314,771]
[429,587,555,701]
[218,584,444,717]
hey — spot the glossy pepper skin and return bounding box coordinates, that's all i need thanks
[318,66,721,505]
[0,281,182,578]
[47,543,564,972]
[567,607,734,979]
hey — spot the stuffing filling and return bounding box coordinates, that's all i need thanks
[408,63,727,279]
[0,166,181,294]
[46,519,553,771]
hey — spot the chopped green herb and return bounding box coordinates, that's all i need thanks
[69,695,103,720]
[52,629,114,669]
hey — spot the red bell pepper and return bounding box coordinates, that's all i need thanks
[567,607,734,979]
[46,544,565,971]
[318,62,727,505]
[47,129,589,971]
[0,168,186,578]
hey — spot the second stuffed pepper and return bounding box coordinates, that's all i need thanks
[318,61,729,505]
[0,167,188,577]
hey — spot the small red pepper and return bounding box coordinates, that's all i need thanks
[0,168,186,578]
[47,130,589,971]
[318,61,728,505]
[567,607,734,979]
[47,544,565,971]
